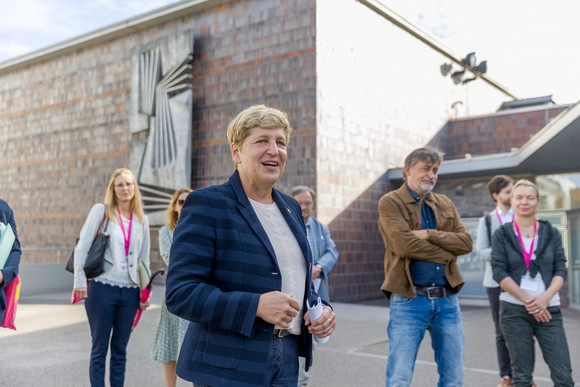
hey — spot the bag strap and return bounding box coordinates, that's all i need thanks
[485,213,492,242]
[94,207,109,239]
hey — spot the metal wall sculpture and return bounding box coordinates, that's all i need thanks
[129,32,194,226]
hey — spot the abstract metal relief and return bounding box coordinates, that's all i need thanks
[129,33,194,226]
[140,48,193,169]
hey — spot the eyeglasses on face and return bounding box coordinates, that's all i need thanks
[115,182,134,189]
[177,199,185,206]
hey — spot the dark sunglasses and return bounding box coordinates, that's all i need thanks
[177,199,185,206]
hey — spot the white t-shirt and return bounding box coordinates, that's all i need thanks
[250,199,307,335]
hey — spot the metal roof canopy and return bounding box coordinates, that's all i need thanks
[387,101,580,181]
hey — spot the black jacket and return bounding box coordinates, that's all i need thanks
[491,220,567,288]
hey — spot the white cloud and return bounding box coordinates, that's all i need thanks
[0,42,35,61]
[0,0,50,30]
[0,0,177,62]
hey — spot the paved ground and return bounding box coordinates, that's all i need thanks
[1,286,578,386]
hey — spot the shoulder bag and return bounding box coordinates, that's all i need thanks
[66,211,110,279]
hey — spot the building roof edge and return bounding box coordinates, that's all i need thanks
[0,0,225,73]
[387,100,580,180]
[357,0,519,99]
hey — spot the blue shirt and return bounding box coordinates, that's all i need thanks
[304,217,339,302]
[406,185,448,287]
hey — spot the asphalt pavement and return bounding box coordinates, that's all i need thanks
[1,286,578,386]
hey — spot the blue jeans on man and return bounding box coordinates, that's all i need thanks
[386,293,464,387]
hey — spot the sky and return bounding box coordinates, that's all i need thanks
[1,0,579,104]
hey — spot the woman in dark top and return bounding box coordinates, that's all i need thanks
[491,179,574,387]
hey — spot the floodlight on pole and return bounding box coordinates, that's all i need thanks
[472,60,487,74]
[440,63,452,76]
[451,70,465,85]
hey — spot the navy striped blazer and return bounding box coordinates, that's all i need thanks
[166,171,323,386]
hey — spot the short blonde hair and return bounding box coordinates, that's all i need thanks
[511,179,539,199]
[226,105,292,164]
[104,168,146,224]
[166,188,193,230]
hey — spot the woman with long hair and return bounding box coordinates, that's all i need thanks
[152,188,192,387]
[492,179,574,386]
[73,168,151,387]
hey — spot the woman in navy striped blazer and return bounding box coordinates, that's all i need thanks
[166,105,335,387]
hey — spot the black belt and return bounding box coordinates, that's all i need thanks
[273,328,292,337]
[415,285,457,299]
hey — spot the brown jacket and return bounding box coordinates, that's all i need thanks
[378,184,472,299]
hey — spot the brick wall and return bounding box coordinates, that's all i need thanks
[429,106,568,160]
[184,0,317,191]
[0,0,316,273]
[329,175,392,301]
[0,39,133,264]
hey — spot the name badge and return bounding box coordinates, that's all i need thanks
[520,273,539,292]
[120,260,129,274]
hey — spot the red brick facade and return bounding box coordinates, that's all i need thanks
[328,176,393,301]
[429,106,568,160]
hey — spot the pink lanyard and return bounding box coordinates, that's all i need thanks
[495,208,513,225]
[513,220,537,270]
[117,208,133,257]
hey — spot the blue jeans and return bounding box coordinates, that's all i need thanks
[84,281,140,387]
[194,335,299,387]
[264,335,299,387]
[500,301,574,387]
[386,293,464,387]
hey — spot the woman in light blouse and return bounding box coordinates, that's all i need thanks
[152,188,192,387]
[491,179,574,387]
[73,168,151,387]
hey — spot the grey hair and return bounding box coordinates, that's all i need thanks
[404,147,444,168]
[290,185,316,202]
[402,147,444,181]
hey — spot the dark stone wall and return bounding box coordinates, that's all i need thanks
[429,106,568,160]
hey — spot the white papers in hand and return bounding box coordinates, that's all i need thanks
[306,296,329,344]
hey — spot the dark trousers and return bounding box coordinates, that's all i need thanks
[487,287,513,377]
[85,281,140,387]
[500,301,574,387]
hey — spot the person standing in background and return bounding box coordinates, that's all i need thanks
[73,168,151,387]
[378,147,472,387]
[291,185,339,387]
[477,175,536,387]
[491,179,574,386]
[152,188,193,387]
[0,199,21,325]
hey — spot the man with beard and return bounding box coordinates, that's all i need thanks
[378,147,472,387]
